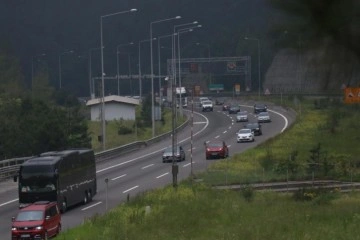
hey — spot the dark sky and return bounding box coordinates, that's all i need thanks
[0,0,273,97]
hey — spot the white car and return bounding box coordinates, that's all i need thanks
[236,128,255,142]
[201,100,213,112]
[199,97,210,107]
[257,112,271,123]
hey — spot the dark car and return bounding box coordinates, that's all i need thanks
[215,97,225,105]
[243,122,262,136]
[254,103,267,114]
[228,104,241,114]
[162,146,186,163]
[205,141,229,160]
[11,201,61,240]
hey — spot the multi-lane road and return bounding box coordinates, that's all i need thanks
[0,102,295,239]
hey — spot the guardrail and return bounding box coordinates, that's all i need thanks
[0,117,190,181]
[0,157,33,181]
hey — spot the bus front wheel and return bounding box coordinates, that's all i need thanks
[61,200,67,213]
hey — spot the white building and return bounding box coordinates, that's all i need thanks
[86,95,140,121]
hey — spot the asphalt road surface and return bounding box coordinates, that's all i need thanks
[0,101,295,239]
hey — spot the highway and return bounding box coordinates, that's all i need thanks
[0,101,294,239]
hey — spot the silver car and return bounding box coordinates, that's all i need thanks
[257,112,271,123]
[162,146,186,163]
[236,111,248,122]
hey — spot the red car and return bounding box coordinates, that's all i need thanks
[11,201,61,240]
[222,103,230,111]
[205,141,229,160]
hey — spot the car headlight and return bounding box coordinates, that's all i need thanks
[11,227,17,231]
[35,226,43,230]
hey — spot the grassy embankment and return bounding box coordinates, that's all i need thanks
[57,96,360,240]
[88,107,186,153]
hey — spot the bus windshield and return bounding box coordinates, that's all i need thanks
[20,165,57,193]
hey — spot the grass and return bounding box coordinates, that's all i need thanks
[88,107,186,152]
[57,185,360,240]
[56,96,360,240]
[200,97,360,184]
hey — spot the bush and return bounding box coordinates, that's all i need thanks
[292,187,339,205]
[117,125,133,135]
[241,184,254,202]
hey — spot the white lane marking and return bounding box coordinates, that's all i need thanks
[97,111,209,174]
[123,185,139,193]
[239,104,289,133]
[111,174,126,181]
[0,108,290,209]
[156,172,169,179]
[194,121,207,124]
[82,201,102,211]
[0,198,18,207]
[223,131,227,134]
[183,162,194,167]
[228,145,232,148]
[142,164,154,169]
[215,135,220,139]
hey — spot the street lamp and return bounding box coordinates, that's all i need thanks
[138,38,156,100]
[31,53,46,89]
[89,47,101,98]
[196,42,212,84]
[59,50,74,89]
[117,42,134,96]
[244,36,261,99]
[100,8,137,151]
[157,34,175,108]
[177,25,202,117]
[150,15,181,138]
[172,21,198,87]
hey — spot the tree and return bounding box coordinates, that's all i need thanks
[268,0,360,60]
[0,97,91,159]
[32,70,55,103]
[0,44,26,98]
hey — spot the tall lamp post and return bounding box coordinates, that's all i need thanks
[117,42,134,96]
[172,21,198,116]
[177,25,202,117]
[31,53,46,89]
[100,8,137,151]
[138,38,156,100]
[150,16,181,138]
[59,50,74,89]
[157,34,175,107]
[89,47,101,98]
[196,42,211,84]
[244,36,261,99]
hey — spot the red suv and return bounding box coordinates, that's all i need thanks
[11,201,61,240]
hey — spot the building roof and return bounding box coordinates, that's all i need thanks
[86,95,140,106]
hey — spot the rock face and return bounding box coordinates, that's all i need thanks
[264,46,360,94]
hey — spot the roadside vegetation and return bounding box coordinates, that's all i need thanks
[202,96,360,185]
[56,96,360,240]
[89,99,186,153]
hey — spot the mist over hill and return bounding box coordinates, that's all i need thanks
[0,0,277,96]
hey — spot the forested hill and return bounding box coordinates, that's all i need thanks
[0,0,275,96]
